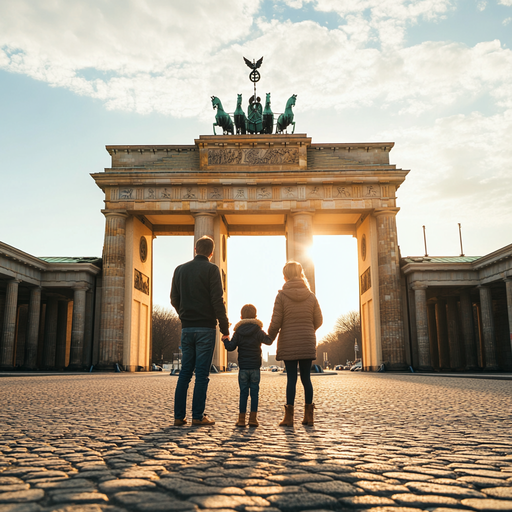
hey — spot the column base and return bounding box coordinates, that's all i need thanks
[416,365,434,372]
[484,365,500,372]
[66,364,86,371]
[0,364,15,370]
[465,365,481,371]
[385,363,410,371]
[94,363,123,372]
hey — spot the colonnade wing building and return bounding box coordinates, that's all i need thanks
[1,133,511,372]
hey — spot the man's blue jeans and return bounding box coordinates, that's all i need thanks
[238,369,260,413]
[174,328,216,420]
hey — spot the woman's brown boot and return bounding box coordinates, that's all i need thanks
[279,405,294,426]
[236,413,246,427]
[302,403,315,425]
[248,412,259,427]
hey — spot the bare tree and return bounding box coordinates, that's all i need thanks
[315,311,361,367]
[152,306,181,365]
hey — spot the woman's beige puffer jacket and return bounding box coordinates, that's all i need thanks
[268,278,323,361]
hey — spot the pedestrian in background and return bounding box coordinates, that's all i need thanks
[268,261,323,426]
[170,235,230,426]
[224,304,273,427]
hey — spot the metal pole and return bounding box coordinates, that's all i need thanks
[422,225,428,257]
[458,223,464,257]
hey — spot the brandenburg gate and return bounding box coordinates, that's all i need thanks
[92,133,409,372]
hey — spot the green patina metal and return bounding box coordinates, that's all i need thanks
[211,96,234,135]
[262,93,274,134]
[276,94,297,134]
[234,94,247,135]
[211,57,297,135]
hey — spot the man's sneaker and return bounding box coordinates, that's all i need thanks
[192,415,215,426]
[174,417,187,426]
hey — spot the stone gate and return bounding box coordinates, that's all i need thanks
[91,133,409,372]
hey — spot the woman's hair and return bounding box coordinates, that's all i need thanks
[283,261,310,290]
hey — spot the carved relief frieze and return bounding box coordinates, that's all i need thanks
[207,147,299,166]
[182,187,198,200]
[119,188,134,200]
[333,185,351,198]
[209,187,223,199]
[134,269,150,295]
[233,187,248,200]
[360,267,371,295]
[282,186,297,199]
[161,187,172,199]
[146,188,156,200]
[258,186,272,199]
[307,185,322,198]
[365,185,380,197]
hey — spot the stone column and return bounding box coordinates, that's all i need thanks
[193,212,215,247]
[478,285,498,370]
[55,300,70,369]
[291,212,315,293]
[374,209,406,370]
[460,290,478,370]
[25,286,42,369]
[427,303,439,369]
[43,298,58,369]
[505,278,512,359]
[82,290,94,368]
[68,286,88,369]
[98,212,127,369]
[0,279,21,368]
[412,283,432,371]
[435,300,450,370]
[447,297,463,369]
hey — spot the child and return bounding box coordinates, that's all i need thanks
[223,304,273,427]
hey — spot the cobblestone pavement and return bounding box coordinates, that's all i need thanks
[1,372,512,512]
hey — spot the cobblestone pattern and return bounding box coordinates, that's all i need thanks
[1,372,512,512]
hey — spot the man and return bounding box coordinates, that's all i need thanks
[170,235,229,426]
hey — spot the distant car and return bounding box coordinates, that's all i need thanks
[334,364,344,370]
[152,364,163,371]
[350,361,362,371]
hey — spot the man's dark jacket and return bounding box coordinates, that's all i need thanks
[223,319,272,369]
[170,255,229,335]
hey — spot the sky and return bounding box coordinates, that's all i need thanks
[1,0,512,351]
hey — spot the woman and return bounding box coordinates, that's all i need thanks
[268,261,323,426]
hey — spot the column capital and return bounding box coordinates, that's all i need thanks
[290,209,315,216]
[8,278,22,284]
[101,210,128,219]
[191,211,216,218]
[373,207,400,217]
[410,282,428,291]
[73,284,90,292]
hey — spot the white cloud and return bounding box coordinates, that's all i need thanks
[499,0,512,5]
[2,0,510,120]
[389,109,512,255]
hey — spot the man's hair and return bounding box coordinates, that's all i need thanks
[195,236,214,256]
[241,304,257,319]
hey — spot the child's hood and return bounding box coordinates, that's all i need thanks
[234,318,263,335]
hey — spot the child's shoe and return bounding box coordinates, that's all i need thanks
[236,413,246,427]
[248,412,259,427]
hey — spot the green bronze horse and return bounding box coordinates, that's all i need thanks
[262,93,274,134]
[276,94,297,134]
[212,96,234,135]
[234,94,247,135]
